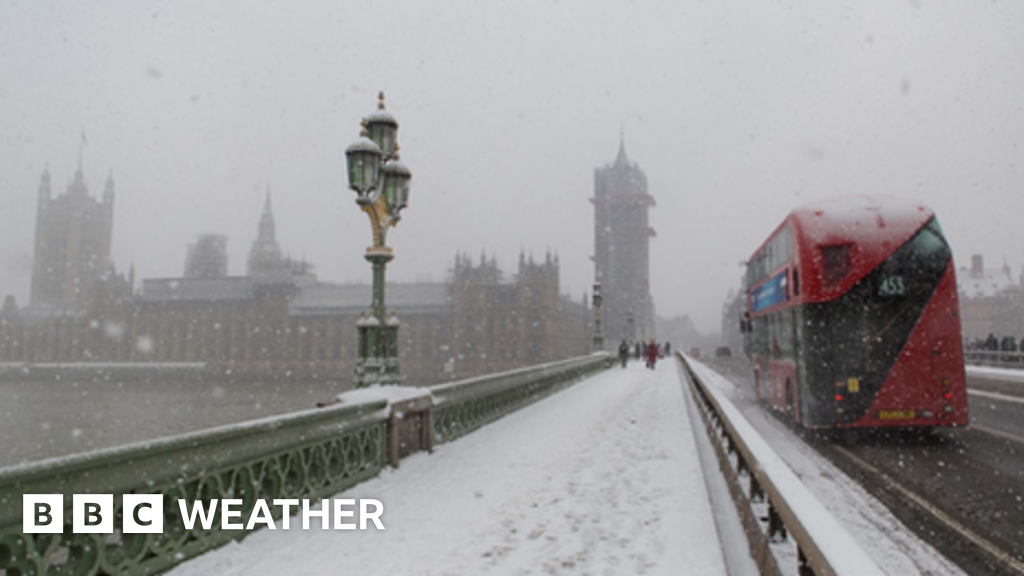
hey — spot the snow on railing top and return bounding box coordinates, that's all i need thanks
[0,397,386,481]
[965,364,1024,385]
[428,352,608,398]
[0,361,208,370]
[684,358,885,576]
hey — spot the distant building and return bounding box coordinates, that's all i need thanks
[29,164,118,310]
[449,252,589,377]
[1,190,589,387]
[184,234,229,279]
[592,138,656,344]
[957,253,1024,343]
[959,254,1018,300]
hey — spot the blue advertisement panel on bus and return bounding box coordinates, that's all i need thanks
[750,270,787,313]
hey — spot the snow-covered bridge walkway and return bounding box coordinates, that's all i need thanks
[169,359,727,575]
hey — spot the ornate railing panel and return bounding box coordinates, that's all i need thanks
[0,400,387,576]
[430,353,609,444]
[0,353,609,575]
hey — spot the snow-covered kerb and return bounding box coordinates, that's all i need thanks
[679,355,885,576]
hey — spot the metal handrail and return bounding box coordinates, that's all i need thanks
[678,354,884,576]
[964,349,1024,368]
[0,353,610,575]
[429,352,610,443]
[0,399,389,575]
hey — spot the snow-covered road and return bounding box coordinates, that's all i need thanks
[688,359,966,576]
[169,360,727,575]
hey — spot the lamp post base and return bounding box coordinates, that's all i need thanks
[353,251,403,388]
[354,358,406,387]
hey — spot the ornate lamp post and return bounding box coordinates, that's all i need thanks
[345,92,411,387]
[592,282,605,352]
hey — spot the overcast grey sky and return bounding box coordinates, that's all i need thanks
[2,0,1023,334]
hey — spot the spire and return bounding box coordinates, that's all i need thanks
[248,187,283,277]
[614,132,629,167]
[76,128,88,184]
[38,165,52,201]
[67,155,89,196]
[258,187,276,241]
[103,170,115,204]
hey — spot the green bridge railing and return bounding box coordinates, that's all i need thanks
[0,353,609,575]
[430,353,610,444]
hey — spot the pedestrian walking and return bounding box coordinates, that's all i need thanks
[646,339,659,370]
[618,340,630,368]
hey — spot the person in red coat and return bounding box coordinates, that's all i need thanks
[646,339,659,370]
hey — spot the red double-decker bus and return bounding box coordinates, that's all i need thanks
[742,196,969,430]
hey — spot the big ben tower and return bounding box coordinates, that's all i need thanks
[592,138,656,344]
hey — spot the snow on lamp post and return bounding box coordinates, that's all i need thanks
[345,92,412,388]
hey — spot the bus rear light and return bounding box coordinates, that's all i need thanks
[944,405,954,414]
[921,410,933,419]
[835,394,843,402]
[943,391,953,400]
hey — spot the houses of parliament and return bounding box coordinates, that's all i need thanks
[0,162,592,387]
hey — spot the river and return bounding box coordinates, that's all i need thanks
[0,376,345,469]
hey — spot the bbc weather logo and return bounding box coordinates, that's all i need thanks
[23,494,385,533]
[24,494,163,534]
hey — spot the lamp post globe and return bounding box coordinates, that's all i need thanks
[366,102,399,161]
[380,158,411,219]
[345,134,382,200]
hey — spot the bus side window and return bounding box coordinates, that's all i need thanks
[792,267,800,296]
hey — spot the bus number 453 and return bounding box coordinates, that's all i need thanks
[879,275,906,297]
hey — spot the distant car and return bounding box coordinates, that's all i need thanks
[714,346,732,357]
[687,347,701,358]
